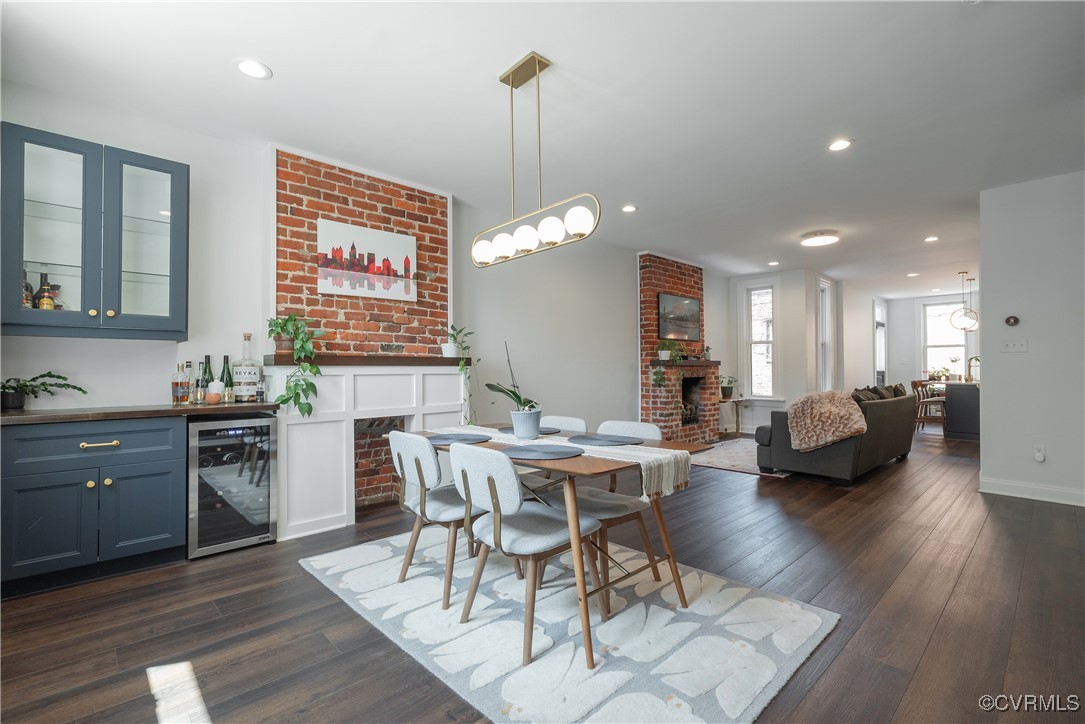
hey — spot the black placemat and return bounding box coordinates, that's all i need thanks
[567,433,644,446]
[502,445,584,460]
[498,426,561,436]
[425,433,492,445]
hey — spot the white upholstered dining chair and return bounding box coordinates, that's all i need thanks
[540,415,588,433]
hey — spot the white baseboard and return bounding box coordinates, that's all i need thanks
[979,474,1085,507]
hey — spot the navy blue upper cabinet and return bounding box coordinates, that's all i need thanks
[1,123,189,340]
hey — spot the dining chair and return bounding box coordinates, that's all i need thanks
[389,431,471,610]
[449,443,602,667]
[540,415,588,433]
[596,420,662,491]
[911,380,945,432]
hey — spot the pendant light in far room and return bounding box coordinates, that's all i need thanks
[471,52,600,268]
[950,271,979,331]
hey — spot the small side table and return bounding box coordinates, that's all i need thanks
[722,398,742,436]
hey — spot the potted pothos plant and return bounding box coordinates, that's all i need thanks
[485,342,540,439]
[657,339,686,361]
[1,372,87,411]
[721,375,737,399]
[267,315,324,417]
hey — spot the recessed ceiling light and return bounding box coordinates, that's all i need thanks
[237,59,273,80]
[768,261,780,266]
[932,288,942,292]
[621,204,637,213]
[827,138,853,152]
[924,236,939,242]
[800,229,840,247]
[907,273,919,277]
[158,210,171,217]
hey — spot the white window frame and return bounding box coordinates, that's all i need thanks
[874,300,887,387]
[921,300,971,376]
[735,276,779,399]
[817,278,834,391]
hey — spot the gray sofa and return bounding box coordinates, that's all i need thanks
[755,395,915,484]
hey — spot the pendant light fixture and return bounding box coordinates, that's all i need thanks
[471,52,600,268]
[950,271,979,331]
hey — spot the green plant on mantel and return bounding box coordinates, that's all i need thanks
[450,324,481,423]
[267,315,324,417]
[658,339,687,359]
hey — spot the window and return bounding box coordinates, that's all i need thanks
[924,302,965,376]
[748,286,773,396]
[874,302,887,387]
[817,279,834,391]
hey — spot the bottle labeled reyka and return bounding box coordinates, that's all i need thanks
[220,355,234,403]
[233,333,262,402]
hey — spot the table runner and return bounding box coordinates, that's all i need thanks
[434,425,691,498]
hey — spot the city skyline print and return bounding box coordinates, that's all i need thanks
[316,219,418,302]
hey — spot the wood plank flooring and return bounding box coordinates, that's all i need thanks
[2,429,1082,722]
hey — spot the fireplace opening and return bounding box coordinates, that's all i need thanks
[354,416,405,507]
[681,377,703,425]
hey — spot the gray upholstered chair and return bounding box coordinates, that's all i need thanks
[596,420,662,491]
[449,443,602,666]
[389,431,470,610]
[540,415,588,433]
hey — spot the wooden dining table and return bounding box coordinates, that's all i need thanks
[426,423,712,669]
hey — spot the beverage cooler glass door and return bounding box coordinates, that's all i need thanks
[188,417,276,558]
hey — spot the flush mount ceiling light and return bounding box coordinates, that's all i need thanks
[950,271,980,331]
[932,288,942,292]
[907,273,919,277]
[827,138,853,151]
[924,236,939,242]
[768,261,780,266]
[237,59,273,80]
[471,52,599,268]
[800,229,840,247]
[621,204,637,213]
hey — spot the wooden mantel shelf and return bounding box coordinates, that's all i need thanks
[649,359,722,367]
[263,353,471,367]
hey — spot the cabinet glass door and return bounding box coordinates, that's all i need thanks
[1,123,103,328]
[102,147,188,331]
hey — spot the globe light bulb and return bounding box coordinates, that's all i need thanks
[493,232,515,259]
[564,205,594,237]
[538,216,565,245]
[513,224,540,252]
[472,239,496,265]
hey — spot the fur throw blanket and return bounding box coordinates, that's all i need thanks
[787,390,868,452]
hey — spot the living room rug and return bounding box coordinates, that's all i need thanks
[693,438,792,478]
[300,526,838,723]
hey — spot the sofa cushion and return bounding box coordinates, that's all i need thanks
[872,386,895,399]
[892,383,908,397]
[852,388,878,403]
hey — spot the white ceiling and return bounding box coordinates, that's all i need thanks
[3,2,1082,298]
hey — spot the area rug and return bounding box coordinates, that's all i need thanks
[692,438,791,478]
[300,526,838,723]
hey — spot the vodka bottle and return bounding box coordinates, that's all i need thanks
[233,333,262,402]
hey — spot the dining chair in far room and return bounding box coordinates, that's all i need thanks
[596,420,662,492]
[449,443,602,667]
[911,380,945,432]
[389,431,470,610]
[540,415,588,433]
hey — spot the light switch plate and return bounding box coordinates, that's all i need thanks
[1000,339,1028,353]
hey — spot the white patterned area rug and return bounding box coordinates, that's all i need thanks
[693,438,792,478]
[300,526,839,723]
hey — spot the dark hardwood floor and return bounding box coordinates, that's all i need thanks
[2,429,1082,722]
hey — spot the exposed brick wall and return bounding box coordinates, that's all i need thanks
[639,254,719,443]
[275,151,449,355]
[354,416,405,506]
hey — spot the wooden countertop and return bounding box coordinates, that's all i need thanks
[263,353,471,367]
[1,402,280,426]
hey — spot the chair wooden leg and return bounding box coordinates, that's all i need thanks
[237,442,253,477]
[536,557,548,591]
[583,540,608,620]
[523,557,538,667]
[398,516,424,583]
[635,514,663,581]
[650,497,688,608]
[460,543,490,624]
[608,472,618,493]
[442,522,458,610]
[513,559,525,580]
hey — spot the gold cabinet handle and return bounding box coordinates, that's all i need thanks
[106,310,116,318]
[88,309,98,317]
[103,478,113,486]
[80,440,120,449]
[86,480,96,488]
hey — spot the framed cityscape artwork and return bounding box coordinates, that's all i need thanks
[316,219,417,301]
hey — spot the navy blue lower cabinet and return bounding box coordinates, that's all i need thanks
[98,459,186,561]
[1,468,100,580]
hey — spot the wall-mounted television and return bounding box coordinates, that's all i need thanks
[658,293,700,341]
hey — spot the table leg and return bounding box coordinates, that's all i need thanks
[650,497,688,608]
[563,475,595,669]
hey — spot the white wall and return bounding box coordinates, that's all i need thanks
[703,270,732,430]
[451,202,640,429]
[1,83,271,408]
[886,291,982,386]
[837,281,877,390]
[978,170,1084,507]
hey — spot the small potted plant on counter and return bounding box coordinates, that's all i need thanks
[1,372,87,411]
[485,342,540,439]
[721,375,737,399]
[267,315,324,417]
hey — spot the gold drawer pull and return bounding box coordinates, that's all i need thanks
[86,480,96,488]
[88,309,98,317]
[103,478,113,486]
[80,440,120,449]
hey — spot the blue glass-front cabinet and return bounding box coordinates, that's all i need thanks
[1,122,189,340]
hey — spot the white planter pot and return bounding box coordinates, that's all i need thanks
[510,409,542,440]
[441,342,458,357]
[658,351,672,361]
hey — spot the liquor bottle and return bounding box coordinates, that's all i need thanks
[185,361,196,405]
[32,273,54,310]
[171,363,188,405]
[233,333,262,402]
[255,379,266,403]
[220,355,234,403]
[21,271,33,308]
[202,355,214,386]
[195,361,206,404]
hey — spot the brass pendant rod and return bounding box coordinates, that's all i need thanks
[536,55,542,210]
[509,81,516,219]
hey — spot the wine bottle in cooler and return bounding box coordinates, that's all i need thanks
[233,333,262,402]
[220,355,234,403]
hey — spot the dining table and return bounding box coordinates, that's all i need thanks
[424,422,712,669]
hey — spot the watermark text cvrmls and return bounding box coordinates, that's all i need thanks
[978,694,1080,712]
